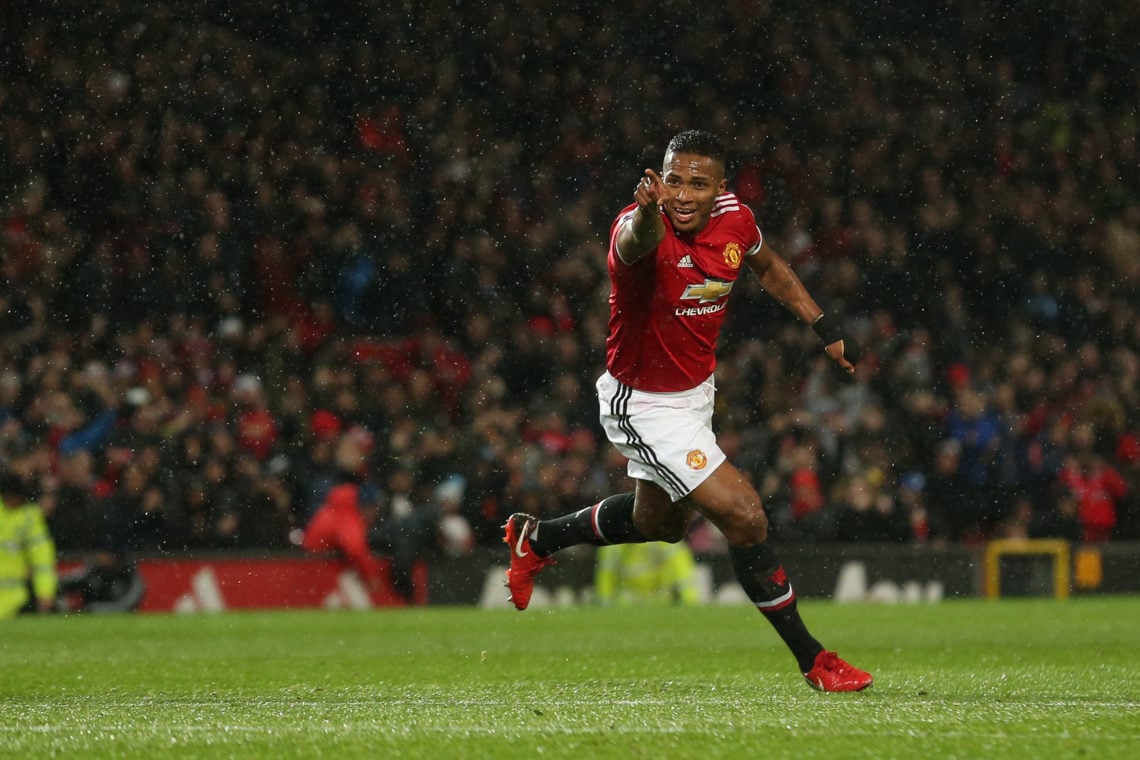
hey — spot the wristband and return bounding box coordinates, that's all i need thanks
[812,314,861,365]
[811,314,845,346]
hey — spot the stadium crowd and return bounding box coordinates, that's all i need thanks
[2,0,1137,565]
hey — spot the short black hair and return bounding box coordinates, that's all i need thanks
[666,129,727,167]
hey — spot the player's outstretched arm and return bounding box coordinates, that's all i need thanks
[615,169,668,264]
[745,240,857,374]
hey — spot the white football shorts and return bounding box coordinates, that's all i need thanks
[595,371,727,502]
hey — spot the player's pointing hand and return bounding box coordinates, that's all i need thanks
[634,168,668,209]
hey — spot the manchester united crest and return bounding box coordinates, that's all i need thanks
[686,450,708,470]
[722,242,742,269]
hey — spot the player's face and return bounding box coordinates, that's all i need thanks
[660,151,727,233]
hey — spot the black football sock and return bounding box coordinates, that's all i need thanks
[529,492,646,557]
[729,543,824,672]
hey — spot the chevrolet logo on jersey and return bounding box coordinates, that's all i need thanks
[680,279,734,304]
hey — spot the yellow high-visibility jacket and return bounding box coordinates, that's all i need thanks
[0,497,58,618]
[595,541,700,606]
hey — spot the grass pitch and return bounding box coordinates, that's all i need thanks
[1,598,1137,759]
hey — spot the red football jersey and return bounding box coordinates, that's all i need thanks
[605,193,763,392]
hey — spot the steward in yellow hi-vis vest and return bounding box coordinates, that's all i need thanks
[0,475,58,618]
[595,541,700,606]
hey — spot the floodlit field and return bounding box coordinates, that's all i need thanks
[1,598,1137,759]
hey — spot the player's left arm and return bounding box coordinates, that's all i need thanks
[744,239,857,373]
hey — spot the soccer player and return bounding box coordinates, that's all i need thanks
[504,130,873,692]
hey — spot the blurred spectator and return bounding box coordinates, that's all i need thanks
[832,473,912,543]
[1030,484,1083,543]
[944,389,1003,507]
[780,440,832,541]
[300,478,387,594]
[0,474,57,617]
[435,475,475,557]
[111,460,176,552]
[1116,429,1140,540]
[230,374,279,462]
[595,541,700,607]
[298,426,388,590]
[1057,451,1129,544]
[297,424,432,602]
[44,450,98,550]
[924,439,985,543]
[370,466,438,604]
[896,472,933,543]
[56,540,146,613]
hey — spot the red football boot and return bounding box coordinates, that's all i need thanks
[503,513,555,611]
[803,650,873,692]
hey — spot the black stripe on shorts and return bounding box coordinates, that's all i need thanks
[610,379,688,497]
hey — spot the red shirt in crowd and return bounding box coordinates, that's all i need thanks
[1058,462,1128,543]
[301,484,383,587]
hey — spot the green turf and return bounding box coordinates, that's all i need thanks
[1,598,1137,759]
